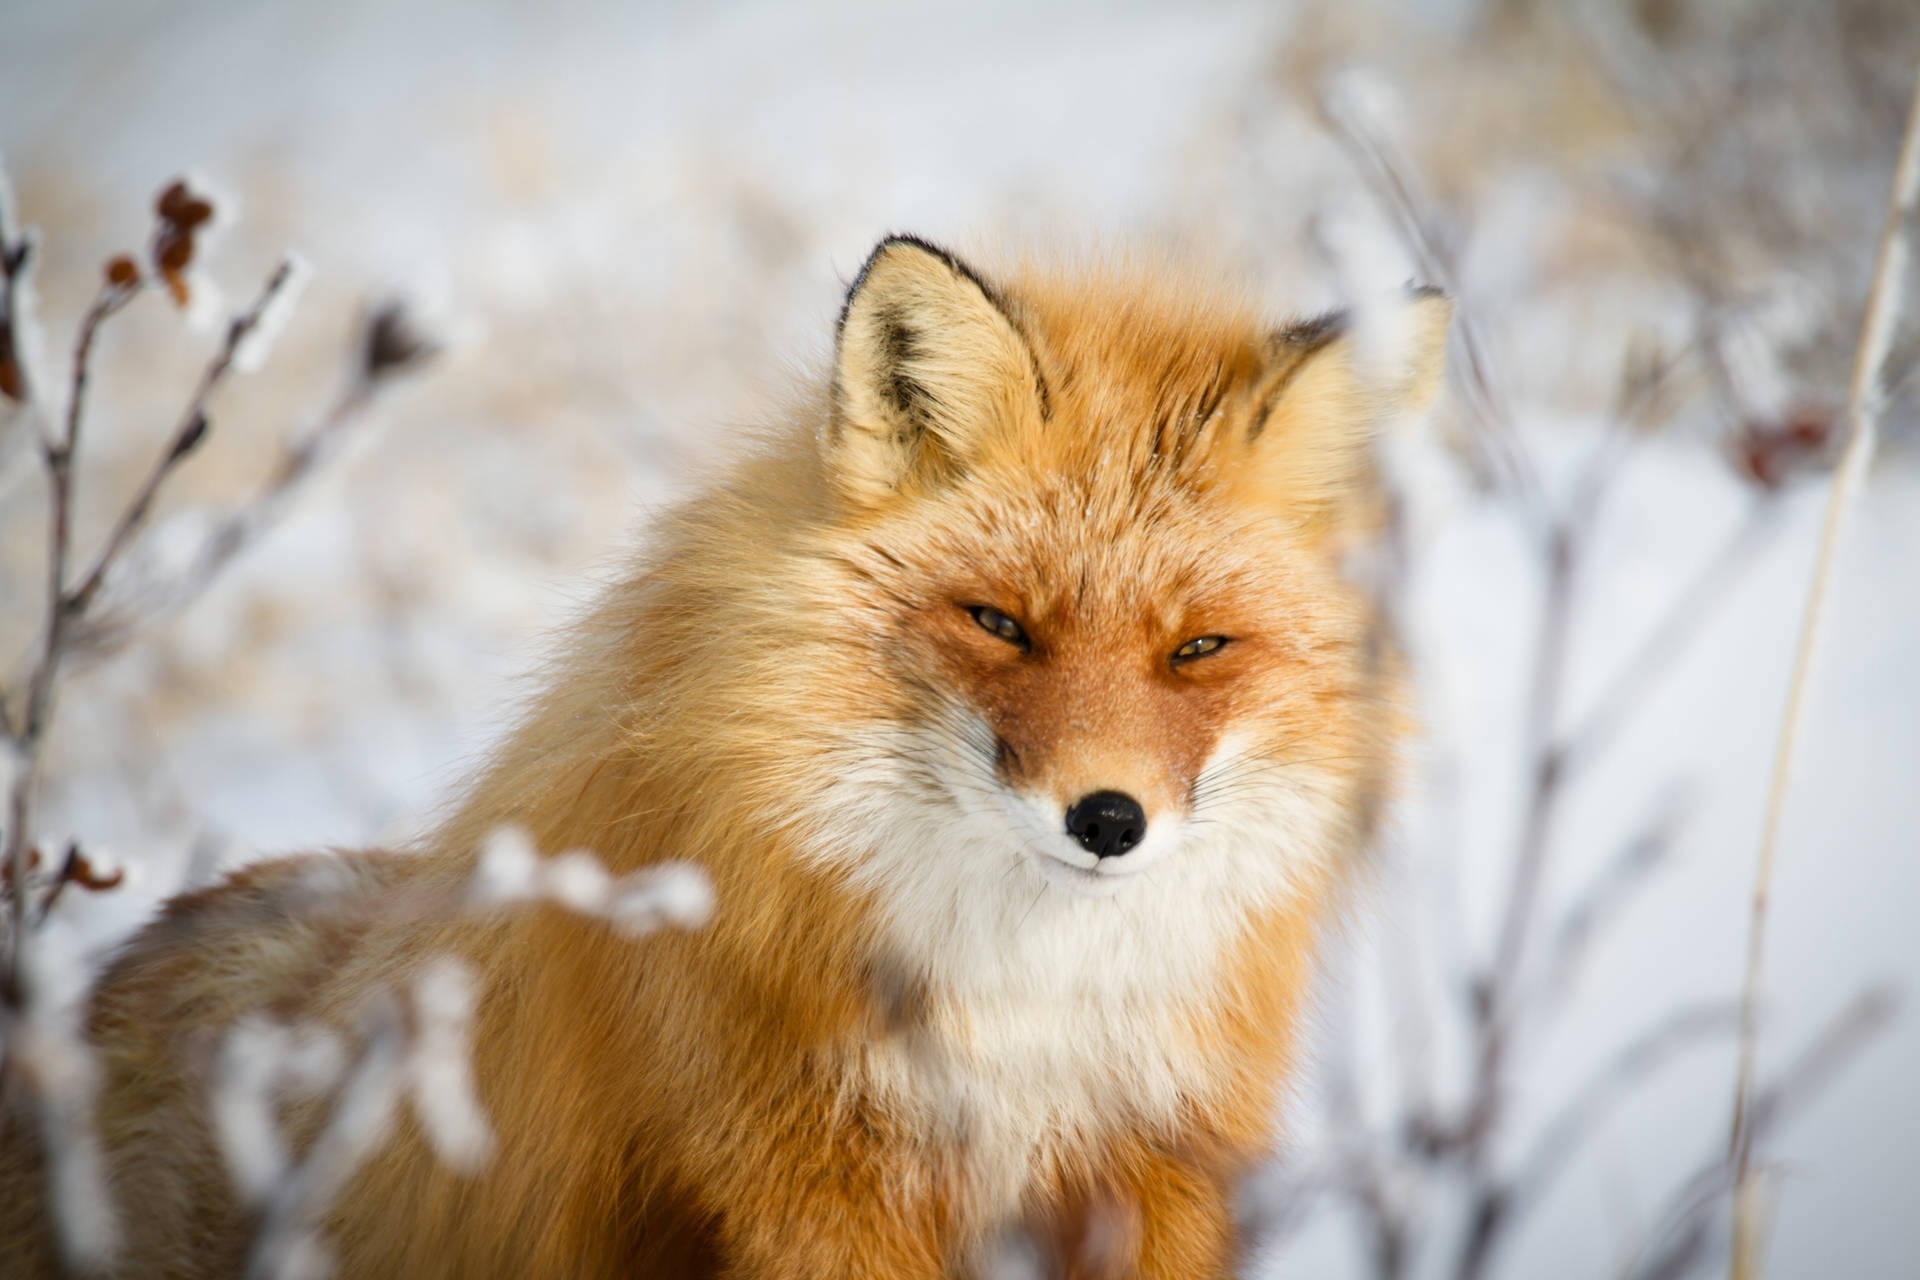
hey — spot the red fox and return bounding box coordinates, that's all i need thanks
[1,237,1448,1277]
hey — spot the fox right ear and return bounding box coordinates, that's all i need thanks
[1235,288,1451,533]
[827,236,1046,506]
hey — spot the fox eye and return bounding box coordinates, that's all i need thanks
[968,605,1030,651]
[1172,635,1228,664]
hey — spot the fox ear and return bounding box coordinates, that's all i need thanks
[828,236,1045,504]
[1241,288,1450,530]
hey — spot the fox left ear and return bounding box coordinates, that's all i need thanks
[1241,287,1451,529]
[828,236,1046,506]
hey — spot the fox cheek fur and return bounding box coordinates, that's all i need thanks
[0,234,1449,1279]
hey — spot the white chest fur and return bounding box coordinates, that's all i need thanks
[801,720,1336,1214]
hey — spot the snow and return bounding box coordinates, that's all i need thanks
[1,0,1914,1274]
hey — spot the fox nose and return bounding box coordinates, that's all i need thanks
[1064,791,1146,859]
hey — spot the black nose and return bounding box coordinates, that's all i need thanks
[1064,791,1146,859]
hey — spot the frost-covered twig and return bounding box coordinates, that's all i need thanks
[1272,65,1902,1278]
[4,267,139,990]
[68,301,436,657]
[0,172,442,1280]
[1725,57,1920,1280]
[2,173,440,947]
[243,999,408,1280]
[3,922,121,1272]
[467,826,714,937]
[1556,500,1783,781]
[1529,787,1689,1020]
[63,257,302,621]
[1499,1002,1741,1241]
[235,962,493,1280]
[217,831,711,1280]
[1638,987,1897,1280]
[1318,77,1541,514]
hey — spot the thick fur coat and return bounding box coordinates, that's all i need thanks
[0,238,1449,1277]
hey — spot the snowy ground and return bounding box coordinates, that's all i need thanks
[2,1,1916,1274]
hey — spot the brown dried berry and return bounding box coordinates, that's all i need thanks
[154,228,195,308]
[105,254,141,288]
[1785,406,1833,448]
[157,232,193,274]
[1730,404,1839,491]
[156,179,191,221]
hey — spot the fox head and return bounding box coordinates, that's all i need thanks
[775,236,1448,996]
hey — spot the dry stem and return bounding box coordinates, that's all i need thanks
[4,276,139,994]
[1725,56,1920,1280]
[64,260,298,619]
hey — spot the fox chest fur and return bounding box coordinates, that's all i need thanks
[1,236,1448,1279]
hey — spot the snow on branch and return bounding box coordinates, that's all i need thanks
[220,830,712,1280]
[0,167,439,1278]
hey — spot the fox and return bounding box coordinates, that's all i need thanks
[0,236,1448,1277]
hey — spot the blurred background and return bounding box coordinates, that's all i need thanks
[2,0,1916,1274]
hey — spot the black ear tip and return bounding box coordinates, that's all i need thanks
[850,233,957,290]
[837,233,994,337]
[1271,307,1349,353]
[872,232,958,263]
[838,233,931,335]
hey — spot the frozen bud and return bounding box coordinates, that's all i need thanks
[542,850,612,914]
[212,1019,291,1203]
[607,862,714,937]
[408,959,493,1172]
[165,412,209,463]
[361,301,437,381]
[470,826,539,906]
[231,255,310,374]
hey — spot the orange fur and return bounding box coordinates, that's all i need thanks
[0,240,1447,1277]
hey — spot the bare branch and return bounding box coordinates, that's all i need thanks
[1531,786,1690,1017]
[244,998,407,1280]
[1726,57,1920,1280]
[5,270,141,994]
[1634,987,1898,1280]
[63,258,297,621]
[1564,334,1697,539]
[1556,499,1783,781]
[1318,80,1543,517]
[1447,518,1581,1199]
[68,301,436,658]
[1509,1002,1741,1222]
